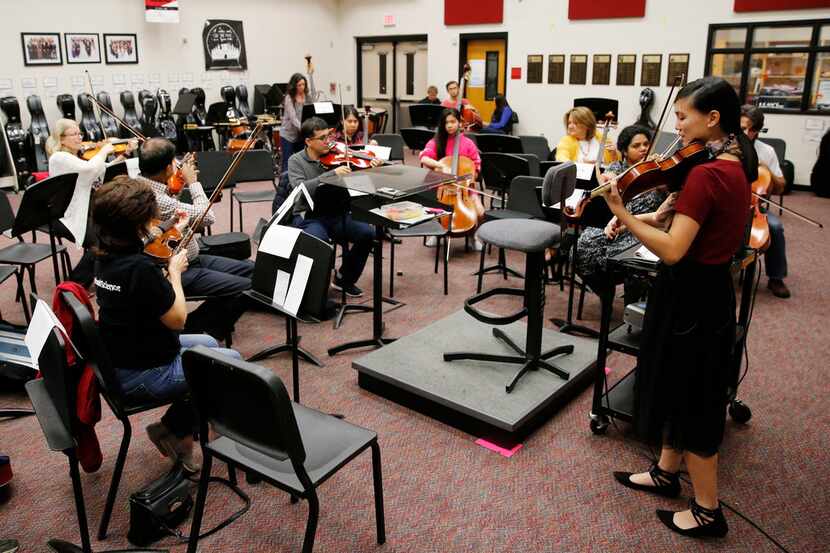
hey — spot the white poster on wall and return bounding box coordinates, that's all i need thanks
[469,60,485,87]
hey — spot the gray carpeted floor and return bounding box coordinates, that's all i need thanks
[0,183,828,553]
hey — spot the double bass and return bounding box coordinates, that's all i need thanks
[436,64,484,234]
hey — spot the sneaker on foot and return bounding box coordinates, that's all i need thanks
[767,278,791,299]
[424,236,438,247]
[473,239,484,252]
[332,275,363,297]
[0,539,19,553]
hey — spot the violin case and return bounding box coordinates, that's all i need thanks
[198,231,251,261]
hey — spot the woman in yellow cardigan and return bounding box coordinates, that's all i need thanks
[555,106,617,164]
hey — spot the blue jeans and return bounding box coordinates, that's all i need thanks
[280,136,301,173]
[290,213,374,286]
[117,334,242,438]
[765,213,787,280]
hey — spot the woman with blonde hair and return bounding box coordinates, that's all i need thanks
[47,118,134,283]
[555,106,616,164]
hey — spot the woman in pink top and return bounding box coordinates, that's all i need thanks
[419,108,481,177]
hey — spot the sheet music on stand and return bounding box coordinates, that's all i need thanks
[550,188,585,210]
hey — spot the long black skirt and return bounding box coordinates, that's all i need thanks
[633,259,737,457]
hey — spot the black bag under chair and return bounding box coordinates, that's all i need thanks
[197,232,251,260]
[127,463,250,548]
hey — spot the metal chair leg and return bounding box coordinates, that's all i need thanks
[301,490,320,553]
[388,239,395,298]
[186,452,213,553]
[476,246,486,294]
[371,442,386,544]
[98,418,132,539]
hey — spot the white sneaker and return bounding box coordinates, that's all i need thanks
[424,236,438,247]
[473,239,484,252]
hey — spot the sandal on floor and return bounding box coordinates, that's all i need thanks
[657,498,728,538]
[613,462,681,498]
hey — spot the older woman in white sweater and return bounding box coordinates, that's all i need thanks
[46,118,134,283]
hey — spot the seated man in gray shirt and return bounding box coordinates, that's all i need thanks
[287,117,380,296]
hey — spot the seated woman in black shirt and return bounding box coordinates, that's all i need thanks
[92,176,242,472]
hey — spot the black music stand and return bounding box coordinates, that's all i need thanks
[246,223,333,403]
[321,165,455,356]
[172,92,197,116]
[301,103,341,127]
[13,173,77,282]
[574,98,620,124]
[103,161,129,182]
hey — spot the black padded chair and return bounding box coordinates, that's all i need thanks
[371,133,405,162]
[182,346,386,553]
[58,291,174,540]
[445,217,574,393]
[236,84,251,118]
[56,94,76,120]
[520,135,552,161]
[760,137,793,213]
[26,95,50,171]
[475,175,547,292]
[400,127,434,152]
[0,175,74,293]
[26,327,167,553]
[479,152,532,208]
[119,91,141,138]
[514,153,540,177]
[95,91,120,138]
[475,133,523,154]
[408,104,444,129]
[76,94,103,141]
[228,149,278,232]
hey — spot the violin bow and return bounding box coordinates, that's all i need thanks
[645,74,683,160]
[84,70,109,141]
[176,122,264,253]
[753,193,823,229]
[84,70,146,142]
[338,83,350,161]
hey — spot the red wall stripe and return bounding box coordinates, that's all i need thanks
[568,0,646,20]
[734,0,830,11]
[444,0,504,25]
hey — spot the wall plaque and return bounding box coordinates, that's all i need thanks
[667,53,690,86]
[548,55,565,84]
[570,54,587,85]
[592,54,611,85]
[527,54,543,83]
[641,54,662,87]
[616,54,636,85]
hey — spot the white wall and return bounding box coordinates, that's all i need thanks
[3,0,828,183]
[335,0,830,184]
[1,0,342,125]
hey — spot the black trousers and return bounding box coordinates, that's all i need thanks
[180,254,254,338]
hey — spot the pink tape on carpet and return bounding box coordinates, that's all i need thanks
[605,366,613,375]
[475,439,523,457]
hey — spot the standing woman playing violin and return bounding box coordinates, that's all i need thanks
[608,77,756,538]
[46,118,136,284]
[92,176,242,472]
[279,72,315,173]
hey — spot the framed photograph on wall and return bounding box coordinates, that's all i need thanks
[103,33,139,64]
[21,33,62,66]
[65,33,101,64]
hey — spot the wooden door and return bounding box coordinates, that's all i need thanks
[464,38,506,124]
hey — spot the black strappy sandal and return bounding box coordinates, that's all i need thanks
[613,462,681,498]
[657,498,728,538]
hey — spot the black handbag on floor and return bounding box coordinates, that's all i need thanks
[127,463,251,547]
[128,464,193,546]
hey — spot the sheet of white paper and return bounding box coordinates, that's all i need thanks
[365,144,391,161]
[126,157,140,177]
[551,188,585,209]
[259,224,301,259]
[272,270,290,306]
[469,60,485,87]
[575,162,594,181]
[283,254,313,316]
[25,300,73,370]
[348,188,369,197]
[314,102,334,114]
[635,245,659,262]
[272,183,312,226]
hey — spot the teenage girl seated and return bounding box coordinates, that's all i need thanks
[331,105,378,146]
